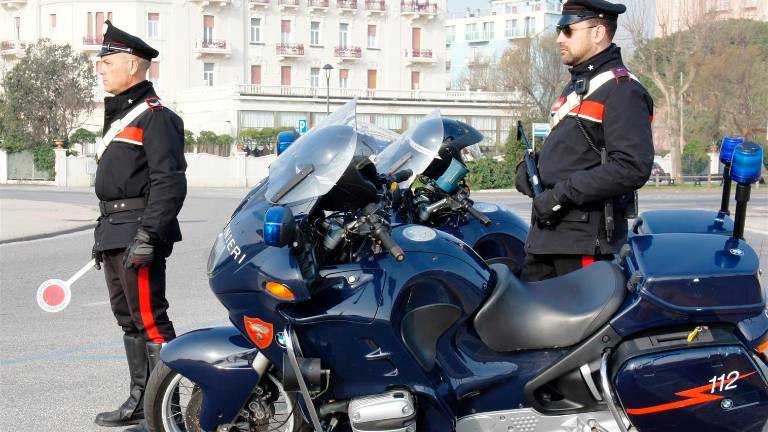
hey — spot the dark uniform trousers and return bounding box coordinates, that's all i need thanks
[102,248,175,343]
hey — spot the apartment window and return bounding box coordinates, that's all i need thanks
[411,71,420,90]
[251,65,261,85]
[483,21,494,39]
[719,0,731,9]
[446,25,455,43]
[14,17,20,40]
[149,62,160,87]
[203,15,214,42]
[310,68,320,88]
[465,23,477,40]
[367,69,376,89]
[339,23,349,48]
[367,24,377,48]
[250,17,262,43]
[281,66,291,86]
[339,69,349,88]
[148,13,159,39]
[281,20,291,44]
[203,62,214,86]
[50,14,56,37]
[525,16,536,36]
[96,12,105,36]
[310,21,321,45]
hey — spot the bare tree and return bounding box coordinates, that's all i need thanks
[626,0,709,182]
[493,35,569,120]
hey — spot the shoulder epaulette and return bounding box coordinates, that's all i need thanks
[145,97,164,112]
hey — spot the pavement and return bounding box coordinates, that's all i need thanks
[0,185,766,431]
[0,199,99,243]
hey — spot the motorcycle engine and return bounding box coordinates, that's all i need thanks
[348,390,416,432]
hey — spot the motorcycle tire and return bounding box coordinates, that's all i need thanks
[145,360,309,432]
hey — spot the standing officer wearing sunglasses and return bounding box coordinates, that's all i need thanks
[515,0,654,281]
[90,21,187,431]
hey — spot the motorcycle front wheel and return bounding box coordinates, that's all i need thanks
[145,360,307,432]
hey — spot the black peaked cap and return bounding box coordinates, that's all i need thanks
[559,0,627,26]
[98,20,159,60]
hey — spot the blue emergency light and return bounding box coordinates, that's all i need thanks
[719,136,744,164]
[730,142,764,184]
[277,131,300,156]
[264,206,295,247]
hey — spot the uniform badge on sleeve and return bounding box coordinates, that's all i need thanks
[145,97,164,112]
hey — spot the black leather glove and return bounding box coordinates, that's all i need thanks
[514,160,534,198]
[532,189,563,226]
[92,245,103,270]
[123,229,154,270]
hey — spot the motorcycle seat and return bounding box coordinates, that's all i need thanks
[474,261,626,352]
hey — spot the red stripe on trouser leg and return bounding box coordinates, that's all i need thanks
[582,256,595,267]
[138,267,165,343]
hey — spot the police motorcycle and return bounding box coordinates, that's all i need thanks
[376,118,529,270]
[146,100,768,432]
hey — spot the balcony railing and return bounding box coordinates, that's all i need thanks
[505,28,524,38]
[365,0,385,12]
[279,0,299,8]
[189,0,232,10]
[0,40,27,56]
[193,39,231,57]
[236,84,520,104]
[466,31,493,42]
[400,2,436,14]
[468,56,491,66]
[308,0,329,7]
[334,46,362,58]
[82,35,104,46]
[0,0,27,9]
[406,48,432,58]
[248,0,270,7]
[276,43,304,57]
[338,0,357,9]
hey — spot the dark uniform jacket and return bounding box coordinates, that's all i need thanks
[526,44,654,256]
[94,81,187,251]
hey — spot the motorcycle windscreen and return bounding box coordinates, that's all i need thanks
[374,110,444,188]
[267,100,358,208]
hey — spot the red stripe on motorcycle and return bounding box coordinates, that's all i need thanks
[626,372,755,415]
[581,256,595,267]
[138,267,165,343]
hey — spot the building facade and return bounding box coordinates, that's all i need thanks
[445,0,561,89]
[1,0,529,153]
[655,0,767,36]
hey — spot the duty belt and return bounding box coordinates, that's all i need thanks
[99,197,146,216]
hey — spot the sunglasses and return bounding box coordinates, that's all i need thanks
[556,24,598,37]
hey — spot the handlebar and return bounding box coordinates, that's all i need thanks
[373,223,405,262]
[466,203,492,226]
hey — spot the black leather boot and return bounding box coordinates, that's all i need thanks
[95,334,148,427]
[123,342,166,432]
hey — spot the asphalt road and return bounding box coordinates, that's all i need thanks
[0,185,766,431]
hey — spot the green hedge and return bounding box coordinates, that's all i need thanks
[466,159,516,190]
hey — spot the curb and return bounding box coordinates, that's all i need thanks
[0,223,96,246]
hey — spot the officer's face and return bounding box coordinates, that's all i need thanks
[98,53,139,95]
[556,21,604,66]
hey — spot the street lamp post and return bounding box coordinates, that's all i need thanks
[323,63,333,114]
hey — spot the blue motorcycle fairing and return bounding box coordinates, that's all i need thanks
[633,209,734,236]
[160,327,262,431]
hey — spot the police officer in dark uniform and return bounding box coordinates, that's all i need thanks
[90,21,186,430]
[515,0,654,281]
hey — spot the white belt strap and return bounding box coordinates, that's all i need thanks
[96,101,152,158]
[549,71,639,130]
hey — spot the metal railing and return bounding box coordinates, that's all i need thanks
[365,0,385,11]
[0,40,27,50]
[249,0,271,4]
[505,28,524,38]
[338,0,357,9]
[405,48,433,58]
[237,84,519,103]
[400,2,436,13]
[82,36,103,45]
[276,43,305,55]
[334,46,362,58]
[279,0,300,5]
[197,39,228,49]
[308,0,329,6]
[466,31,494,41]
